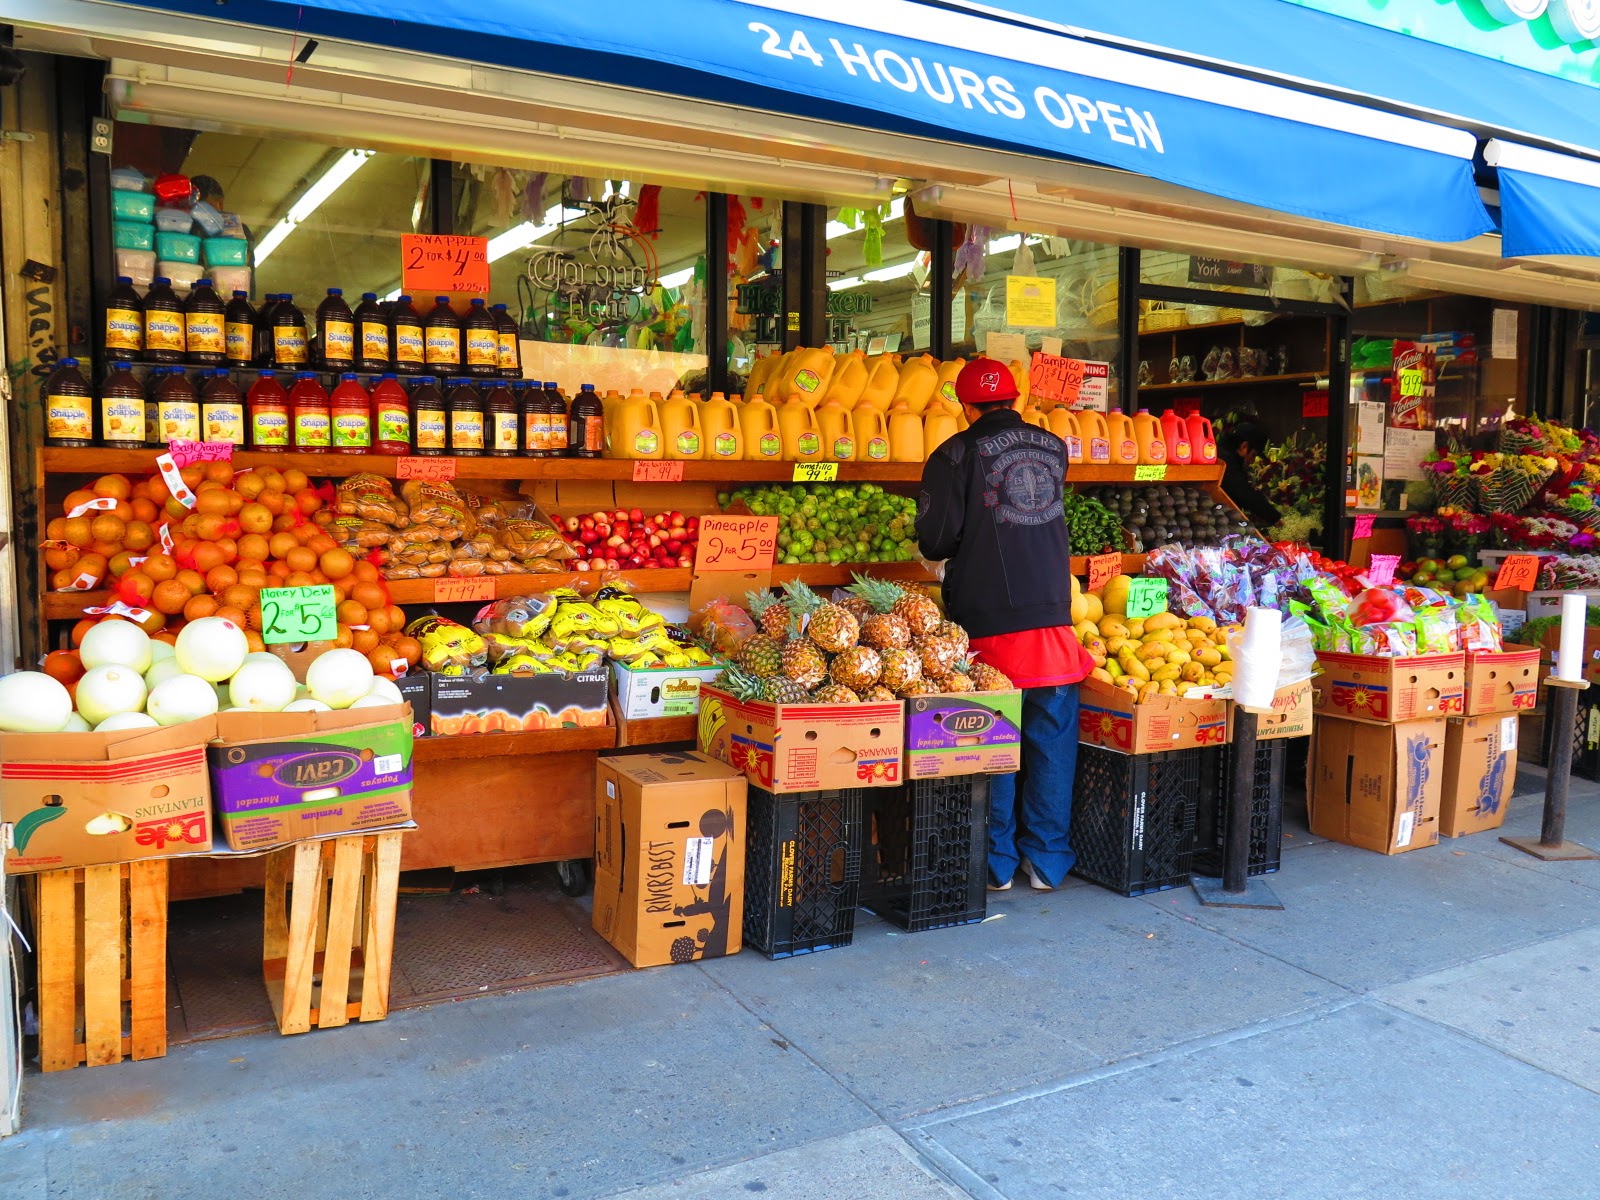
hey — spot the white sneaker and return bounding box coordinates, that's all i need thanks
[1019,857,1055,891]
[986,870,1012,892]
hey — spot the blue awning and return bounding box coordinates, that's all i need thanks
[1484,141,1600,259]
[109,0,1495,245]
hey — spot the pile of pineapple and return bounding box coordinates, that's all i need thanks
[1076,610,1240,703]
[718,577,1012,704]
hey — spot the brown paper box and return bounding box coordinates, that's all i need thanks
[1439,715,1519,838]
[697,685,904,793]
[1463,645,1539,716]
[1309,716,1444,854]
[1231,679,1314,742]
[591,752,746,968]
[1078,675,1230,754]
[1312,651,1465,724]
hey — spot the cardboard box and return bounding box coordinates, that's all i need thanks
[1312,651,1465,724]
[1308,716,1444,854]
[1463,645,1540,715]
[1078,675,1229,754]
[591,752,746,968]
[904,689,1023,778]
[1439,714,1519,838]
[696,685,903,793]
[429,670,609,735]
[1232,679,1314,742]
[209,706,414,851]
[611,661,725,720]
[0,718,215,875]
[397,672,431,737]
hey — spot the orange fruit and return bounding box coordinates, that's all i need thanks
[307,533,337,556]
[256,468,286,493]
[268,560,292,580]
[267,531,298,561]
[70,617,98,647]
[42,650,85,684]
[245,602,264,631]
[145,477,171,506]
[352,581,387,611]
[385,605,407,631]
[205,564,238,594]
[128,609,166,635]
[89,540,123,560]
[108,551,139,578]
[221,584,260,614]
[182,594,220,621]
[89,514,127,545]
[337,600,368,627]
[351,559,380,584]
[119,572,155,604]
[284,571,318,588]
[334,625,354,649]
[293,488,322,516]
[212,537,238,564]
[122,520,155,552]
[203,461,234,486]
[283,469,309,492]
[152,629,178,646]
[292,522,319,545]
[235,473,265,500]
[257,490,287,516]
[62,517,94,548]
[192,542,227,574]
[91,474,131,501]
[351,628,380,655]
[320,548,355,580]
[365,607,392,636]
[175,568,207,596]
[367,648,401,679]
[285,546,318,574]
[63,488,97,514]
[194,513,229,541]
[244,629,266,653]
[151,579,192,615]
[179,466,204,489]
[238,503,273,535]
[50,567,82,591]
[237,532,270,562]
[45,517,68,540]
[129,497,159,525]
[76,552,108,580]
[392,635,422,667]
[143,553,178,582]
[272,515,298,534]
[212,605,247,629]
[196,490,233,517]
[238,569,268,589]
[44,544,80,572]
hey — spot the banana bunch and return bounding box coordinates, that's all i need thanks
[1075,610,1240,703]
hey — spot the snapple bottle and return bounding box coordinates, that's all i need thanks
[410,376,447,456]
[43,357,93,447]
[330,373,372,454]
[289,371,331,452]
[463,298,499,378]
[247,370,290,451]
[371,374,411,454]
[103,276,143,361]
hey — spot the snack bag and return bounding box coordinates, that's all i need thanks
[1413,603,1458,655]
[1456,594,1503,652]
[404,614,487,675]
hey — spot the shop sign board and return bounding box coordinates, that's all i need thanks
[1289,0,1600,72]
[1187,258,1273,288]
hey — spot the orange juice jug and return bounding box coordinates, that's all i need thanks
[823,350,868,409]
[887,401,924,462]
[858,355,899,411]
[923,403,959,458]
[703,392,743,460]
[1161,409,1192,464]
[935,357,965,407]
[893,354,939,415]
[661,391,704,459]
[601,389,626,456]
[741,393,783,460]
[775,345,834,404]
[615,389,663,459]
[853,404,891,463]
[779,394,823,461]
[747,349,784,399]
[1048,407,1084,463]
[1077,409,1111,464]
[817,396,856,461]
[1187,413,1218,464]
[1022,399,1051,430]
[1107,411,1138,465]
[1133,409,1166,464]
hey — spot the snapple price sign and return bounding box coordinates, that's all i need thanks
[401,234,490,296]
[694,515,780,572]
[260,584,338,645]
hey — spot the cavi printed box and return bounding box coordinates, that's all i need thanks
[904,690,1022,778]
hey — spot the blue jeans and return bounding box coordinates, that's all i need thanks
[988,685,1080,887]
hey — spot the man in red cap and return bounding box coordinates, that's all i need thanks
[917,356,1093,891]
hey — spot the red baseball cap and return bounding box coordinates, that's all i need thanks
[955,356,1019,405]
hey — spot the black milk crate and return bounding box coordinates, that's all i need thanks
[744,786,865,959]
[1562,695,1600,782]
[861,776,990,933]
[1070,745,1200,897]
[1193,740,1285,878]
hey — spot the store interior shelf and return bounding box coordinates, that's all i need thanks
[412,724,617,762]
[1066,464,1223,484]
[1137,372,1322,393]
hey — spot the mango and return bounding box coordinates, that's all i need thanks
[1082,593,1104,625]
[1196,647,1222,667]
[1097,618,1130,640]
[1151,664,1181,682]
[1186,615,1218,632]
[1143,611,1181,633]
[1090,667,1114,686]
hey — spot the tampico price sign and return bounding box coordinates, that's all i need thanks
[1028,352,1085,407]
[396,456,457,481]
[401,234,490,296]
[694,515,780,571]
[260,584,337,645]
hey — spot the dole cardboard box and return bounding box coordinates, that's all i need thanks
[1,718,216,875]
[591,751,746,968]
[1463,645,1540,715]
[1078,675,1229,754]
[611,661,725,721]
[1308,716,1445,854]
[209,705,413,851]
[1311,651,1465,724]
[905,689,1023,778]
[430,670,609,735]
[1229,679,1314,742]
[1439,714,1519,838]
[696,685,903,793]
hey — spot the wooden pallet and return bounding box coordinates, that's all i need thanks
[32,860,168,1071]
[262,831,404,1035]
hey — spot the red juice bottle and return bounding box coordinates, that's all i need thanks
[247,370,291,451]
[371,374,411,454]
[330,373,372,454]
[289,371,331,453]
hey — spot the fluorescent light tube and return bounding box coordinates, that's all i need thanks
[254,148,373,266]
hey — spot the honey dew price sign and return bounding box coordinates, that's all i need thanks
[260,584,338,645]
[694,515,780,572]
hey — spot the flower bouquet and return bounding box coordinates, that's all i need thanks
[1441,509,1491,560]
[1553,483,1600,534]
[1405,514,1448,562]
[1471,452,1557,514]
[1248,432,1326,541]
[1424,450,1477,512]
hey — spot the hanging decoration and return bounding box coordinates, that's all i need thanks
[953,224,992,287]
[635,184,662,241]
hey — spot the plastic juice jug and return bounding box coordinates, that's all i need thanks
[1077,409,1110,464]
[1187,413,1218,464]
[315,287,355,373]
[200,369,245,446]
[934,357,965,407]
[923,404,958,458]
[1160,409,1192,464]
[887,401,924,462]
[661,391,704,459]
[852,404,891,463]
[1021,399,1051,431]
[817,397,855,461]
[823,350,867,409]
[858,356,899,411]
[1106,411,1138,465]
[1133,409,1166,464]
[615,389,663,459]
[43,358,93,448]
[224,291,255,369]
[246,370,290,451]
[702,392,743,460]
[893,354,939,415]
[98,361,145,448]
[371,374,411,453]
[778,394,823,461]
[747,349,784,399]
[740,394,782,460]
[1048,407,1083,463]
[775,345,834,404]
[462,298,500,378]
[568,384,604,458]
[287,371,330,452]
[104,276,143,362]
[184,279,226,367]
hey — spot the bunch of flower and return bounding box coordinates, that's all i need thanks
[1405,514,1447,536]
[1248,433,1326,540]
[1510,514,1580,551]
[1546,555,1600,590]
[1443,510,1490,537]
[1551,481,1600,533]
[1469,452,1559,513]
[1423,449,1478,511]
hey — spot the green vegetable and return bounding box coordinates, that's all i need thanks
[1519,609,1600,648]
[1061,490,1126,556]
[14,803,66,853]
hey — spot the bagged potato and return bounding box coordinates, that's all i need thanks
[336,473,408,526]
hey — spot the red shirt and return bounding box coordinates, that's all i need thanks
[968,625,1094,689]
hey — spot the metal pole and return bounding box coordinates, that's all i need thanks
[1193,708,1283,909]
[1503,677,1599,860]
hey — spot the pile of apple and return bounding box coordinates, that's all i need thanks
[552,508,700,571]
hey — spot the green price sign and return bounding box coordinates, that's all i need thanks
[792,461,840,483]
[260,584,338,645]
[1125,578,1169,619]
[1133,463,1168,481]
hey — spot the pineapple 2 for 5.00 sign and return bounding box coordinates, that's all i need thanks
[694,516,779,572]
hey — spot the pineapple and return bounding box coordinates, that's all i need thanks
[929,619,969,658]
[783,578,859,653]
[898,678,942,697]
[849,573,913,651]
[915,633,961,682]
[738,633,783,679]
[940,657,976,693]
[811,683,860,704]
[969,660,1013,692]
[879,647,923,694]
[860,684,898,703]
[829,645,882,692]
[745,589,791,640]
[715,663,764,701]
[762,674,811,704]
[780,637,828,690]
[892,585,943,639]
[836,591,875,625]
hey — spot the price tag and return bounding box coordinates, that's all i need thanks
[259,584,338,645]
[396,456,457,481]
[792,462,839,483]
[1028,352,1085,407]
[1086,553,1122,593]
[1397,367,1426,398]
[66,497,118,519]
[165,441,234,468]
[154,452,197,508]
[432,576,495,604]
[694,515,780,571]
[1366,553,1401,587]
[1352,514,1375,540]
[85,600,152,620]
[1133,464,1167,481]
[401,234,490,295]
[633,460,685,482]
[1301,390,1330,419]
[1495,554,1540,592]
[1125,578,1169,619]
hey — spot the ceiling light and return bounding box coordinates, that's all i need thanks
[254,148,374,266]
[864,259,919,283]
[658,265,695,288]
[485,204,588,263]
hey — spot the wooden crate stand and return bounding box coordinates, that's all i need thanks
[262,831,403,1035]
[32,860,168,1071]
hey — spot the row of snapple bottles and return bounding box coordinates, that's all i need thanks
[42,360,596,457]
[102,278,524,378]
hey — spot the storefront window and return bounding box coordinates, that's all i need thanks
[725,195,783,383]
[455,166,708,393]
[820,198,928,355]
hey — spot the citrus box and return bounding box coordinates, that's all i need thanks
[1311,651,1465,724]
[1463,645,1539,715]
[1078,675,1229,754]
[611,661,725,720]
[696,685,903,793]
[430,670,608,735]
[904,690,1022,778]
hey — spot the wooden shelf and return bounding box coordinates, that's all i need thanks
[411,723,617,762]
[611,702,698,748]
[1138,373,1322,393]
[1065,464,1223,484]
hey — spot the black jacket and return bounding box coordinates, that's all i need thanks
[916,407,1073,638]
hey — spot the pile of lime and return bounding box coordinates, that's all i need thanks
[719,483,920,565]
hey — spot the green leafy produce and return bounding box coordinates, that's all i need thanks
[1061,490,1126,556]
[1519,609,1600,648]
[719,483,919,566]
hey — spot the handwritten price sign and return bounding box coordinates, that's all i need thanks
[694,515,780,572]
[1029,352,1085,407]
[260,584,337,645]
[401,234,490,295]
[1352,514,1375,540]
[1086,553,1122,593]
[1133,464,1167,481]
[432,576,495,604]
[1302,390,1330,419]
[633,460,685,482]
[792,462,839,483]
[396,456,456,481]
[166,441,234,468]
[1125,578,1169,619]
[1397,367,1426,398]
[1494,554,1540,592]
[1366,553,1401,587]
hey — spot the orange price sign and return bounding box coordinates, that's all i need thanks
[694,515,780,571]
[632,459,685,482]
[401,234,490,296]
[1028,352,1085,407]
[1086,552,1121,593]
[1495,554,1540,592]
[432,576,495,604]
[396,456,457,481]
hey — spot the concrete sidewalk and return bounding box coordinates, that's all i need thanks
[7,770,1600,1200]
